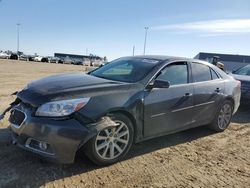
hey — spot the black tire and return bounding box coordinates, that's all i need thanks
[84,113,134,166]
[209,100,233,132]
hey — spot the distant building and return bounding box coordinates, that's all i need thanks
[54,53,103,63]
[194,52,250,71]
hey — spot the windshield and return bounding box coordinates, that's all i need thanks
[89,57,159,82]
[234,65,250,76]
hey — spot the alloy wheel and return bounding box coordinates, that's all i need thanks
[94,121,130,160]
[218,103,232,129]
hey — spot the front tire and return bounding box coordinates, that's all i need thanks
[84,113,134,166]
[209,100,233,132]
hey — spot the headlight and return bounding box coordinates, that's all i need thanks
[35,98,90,117]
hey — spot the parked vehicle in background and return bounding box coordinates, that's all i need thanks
[92,60,108,67]
[0,52,10,59]
[19,54,30,61]
[34,56,43,62]
[8,56,241,166]
[63,56,74,64]
[231,64,250,104]
[58,59,64,64]
[83,58,91,66]
[100,61,109,67]
[73,60,84,65]
[9,53,18,60]
[28,55,35,61]
[49,57,61,63]
[41,57,49,63]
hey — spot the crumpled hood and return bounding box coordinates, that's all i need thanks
[17,73,135,107]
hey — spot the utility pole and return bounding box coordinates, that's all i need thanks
[143,27,149,55]
[17,23,20,54]
[86,48,88,56]
[132,45,135,56]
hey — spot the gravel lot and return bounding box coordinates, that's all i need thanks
[0,59,249,188]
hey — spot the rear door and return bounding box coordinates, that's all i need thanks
[191,62,225,125]
[143,62,194,137]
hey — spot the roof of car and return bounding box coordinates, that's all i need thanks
[125,55,219,70]
[127,55,194,62]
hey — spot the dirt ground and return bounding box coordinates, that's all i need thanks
[0,59,249,188]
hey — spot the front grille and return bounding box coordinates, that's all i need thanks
[9,109,26,127]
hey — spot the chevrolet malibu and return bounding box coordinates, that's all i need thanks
[8,56,241,165]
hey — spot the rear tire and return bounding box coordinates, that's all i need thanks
[209,100,233,132]
[84,113,134,166]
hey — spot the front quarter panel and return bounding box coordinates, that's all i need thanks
[76,84,145,142]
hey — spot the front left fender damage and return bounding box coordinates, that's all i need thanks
[78,116,118,149]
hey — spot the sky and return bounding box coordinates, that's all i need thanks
[0,0,250,60]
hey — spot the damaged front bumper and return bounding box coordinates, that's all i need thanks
[8,102,95,164]
[0,94,20,121]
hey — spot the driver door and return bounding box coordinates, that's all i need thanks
[143,62,194,137]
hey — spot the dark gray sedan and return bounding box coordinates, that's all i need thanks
[7,56,241,165]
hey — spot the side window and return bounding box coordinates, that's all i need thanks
[157,62,188,86]
[210,68,220,80]
[192,62,212,82]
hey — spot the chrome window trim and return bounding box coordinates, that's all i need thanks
[188,78,224,85]
[150,113,166,118]
[150,101,215,118]
[194,101,215,107]
[172,105,194,113]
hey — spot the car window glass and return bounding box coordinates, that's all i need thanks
[192,63,212,82]
[210,68,220,80]
[234,65,250,75]
[90,58,158,82]
[102,63,132,75]
[157,62,188,86]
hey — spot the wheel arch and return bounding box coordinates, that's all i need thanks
[224,96,235,111]
[77,109,138,151]
[107,109,138,143]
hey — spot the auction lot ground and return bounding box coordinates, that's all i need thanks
[0,59,249,188]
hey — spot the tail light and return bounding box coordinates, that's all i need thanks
[236,80,241,88]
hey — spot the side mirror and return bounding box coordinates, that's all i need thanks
[147,79,170,89]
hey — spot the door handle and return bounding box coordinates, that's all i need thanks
[215,88,221,92]
[184,93,192,97]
